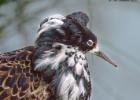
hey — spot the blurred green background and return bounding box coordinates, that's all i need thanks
[0,0,140,100]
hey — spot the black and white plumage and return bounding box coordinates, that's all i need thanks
[0,12,117,100]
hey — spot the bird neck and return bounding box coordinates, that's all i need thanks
[52,51,91,100]
[34,43,91,100]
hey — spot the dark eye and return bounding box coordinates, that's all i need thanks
[87,40,94,47]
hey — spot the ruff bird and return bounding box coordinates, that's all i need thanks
[0,12,117,100]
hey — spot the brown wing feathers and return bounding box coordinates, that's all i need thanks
[0,46,50,100]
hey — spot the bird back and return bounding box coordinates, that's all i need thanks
[0,46,52,100]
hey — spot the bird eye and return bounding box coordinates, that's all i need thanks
[87,40,94,47]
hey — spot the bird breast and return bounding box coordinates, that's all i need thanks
[34,43,91,100]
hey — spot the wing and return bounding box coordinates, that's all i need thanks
[0,46,51,100]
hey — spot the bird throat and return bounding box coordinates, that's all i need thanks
[34,43,91,100]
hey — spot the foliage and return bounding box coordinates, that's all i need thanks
[0,0,59,43]
[0,0,15,6]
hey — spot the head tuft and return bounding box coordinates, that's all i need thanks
[38,14,65,35]
[66,11,89,26]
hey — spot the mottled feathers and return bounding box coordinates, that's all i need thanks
[0,11,96,100]
[0,47,52,100]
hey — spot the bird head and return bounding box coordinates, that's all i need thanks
[35,11,117,68]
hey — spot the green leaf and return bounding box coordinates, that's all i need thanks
[0,0,17,6]
[0,13,5,17]
[0,0,8,6]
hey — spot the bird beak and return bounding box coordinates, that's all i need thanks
[90,45,117,67]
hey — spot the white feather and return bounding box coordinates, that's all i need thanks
[75,62,83,75]
[35,43,67,70]
[35,43,90,99]
[83,68,90,81]
[57,73,87,100]
[67,54,75,67]
[38,14,65,35]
